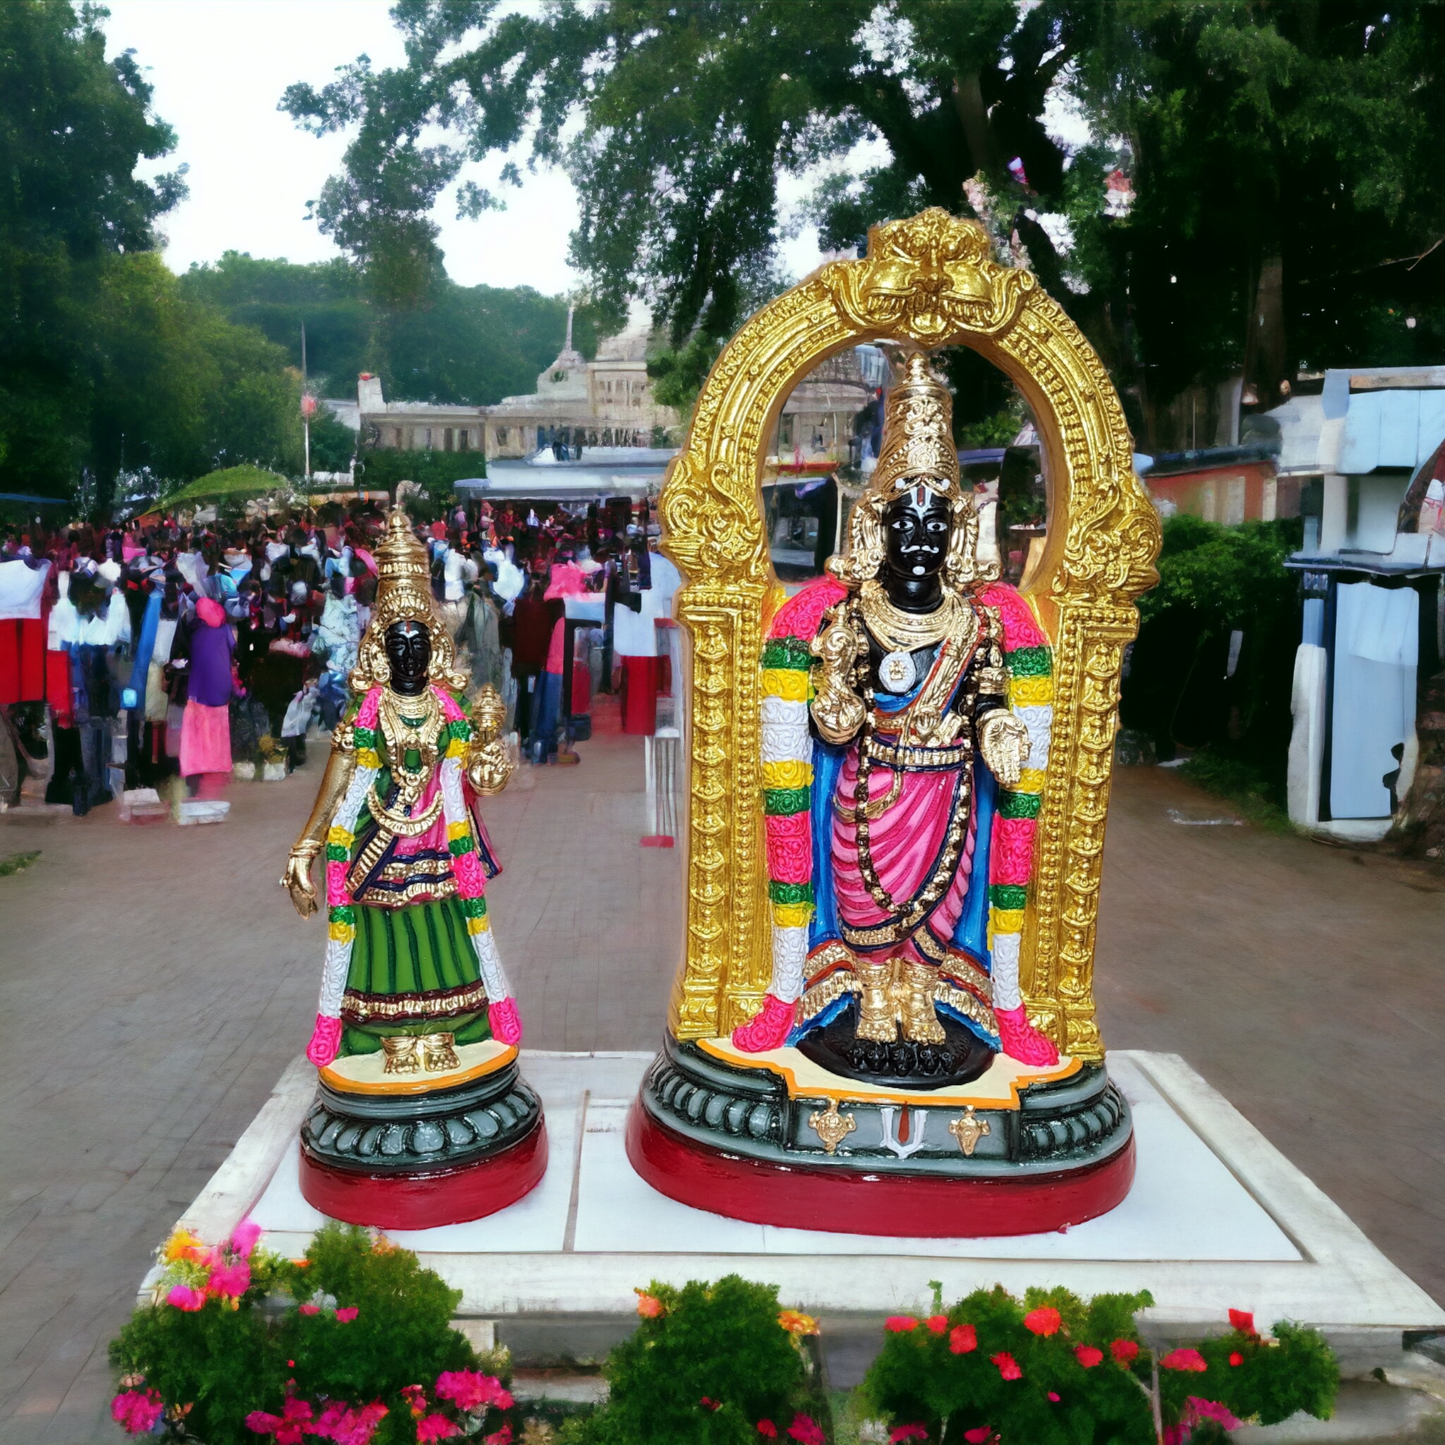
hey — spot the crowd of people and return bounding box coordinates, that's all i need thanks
[0,494,681,813]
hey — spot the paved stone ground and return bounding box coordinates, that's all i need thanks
[0,711,1441,1441]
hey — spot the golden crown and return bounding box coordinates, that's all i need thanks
[872,352,962,502]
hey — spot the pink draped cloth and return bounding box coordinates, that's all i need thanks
[830,745,977,964]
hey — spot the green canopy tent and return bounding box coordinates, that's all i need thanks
[158,465,292,508]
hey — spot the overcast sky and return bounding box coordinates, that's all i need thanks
[99,0,835,297]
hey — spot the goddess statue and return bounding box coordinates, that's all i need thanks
[733,353,1059,1079]
[283,509,522,1070]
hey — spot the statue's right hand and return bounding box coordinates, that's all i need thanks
[283,847,319,918]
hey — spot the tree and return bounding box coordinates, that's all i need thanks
[288,1,1445,443]
[283,0,1101,423]
[0,0,184,501]
[1070,2,1445,437]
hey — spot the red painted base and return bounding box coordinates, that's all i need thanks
[626,1101,1135,1237]
[299,1116,548,1230]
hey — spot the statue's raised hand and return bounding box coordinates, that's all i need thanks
[978,708,1031,788]
[283,843,320,918]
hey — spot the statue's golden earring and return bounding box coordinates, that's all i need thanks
[828,492,887,587]
[943,496,979,588]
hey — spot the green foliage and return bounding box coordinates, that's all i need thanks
[0,851,40,878]
[864,1290,1337,1445]
[182,251,598,408]
[109,1224,504,1445]
[1122,515,1303,777]
[309,405,359,474]
[863,1286,1155,1445]
[565,1277,822,1445]
[355,448,485,506]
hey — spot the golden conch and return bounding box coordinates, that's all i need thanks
[659,208,1160,1063]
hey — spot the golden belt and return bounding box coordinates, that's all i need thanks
[865,735,974,768]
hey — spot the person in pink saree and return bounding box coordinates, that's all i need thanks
[735,354,1059,1086]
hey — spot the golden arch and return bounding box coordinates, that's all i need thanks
[659,208,1160,1062]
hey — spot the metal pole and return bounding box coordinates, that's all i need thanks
[301,320,310,483]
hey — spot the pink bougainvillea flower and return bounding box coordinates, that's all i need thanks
[314,1400,389,1445]
[416,1413,462,1441]
[925,1315,949,1335]
[1048,1392,1061,1402]
[890,1425,929,1441]
[634,1289,665,1318]
[1110,1339,1140,1365]
[400,1386,428,1420]
[434,1371,510,1411]
[335,1306,359,1323]
[757,1422,778,1439]
[700,1398,721,1412]
[483,1428,513,1445]
[885,1315,919,1333]
[230,1219,263,1259]
[1074,1345,1104,1368]
[787,1414,826,1445]
[208,1261,251,1299]
[1160,1348,1208,1373]
[949,1324,977,1354]
[166,1284,206,1312]
[111,1389,164,1436]
[299,1302,321,1316]
[991,1352,1023,1381]
[1182,1397,1243,1432]
[1024,1307,1062,1336]
[1228,1310,1257,1337]
[1229,1352,1245,1367]
[245,1397,315,1443]
[963,1429,993,1444]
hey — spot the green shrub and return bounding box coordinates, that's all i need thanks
[109,1222,512,1444]
[861,1288,1336,1445]
[562,1277,830,1445]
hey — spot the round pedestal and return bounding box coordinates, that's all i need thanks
[298,1050,547,1229]
[626,1035,1135,1237]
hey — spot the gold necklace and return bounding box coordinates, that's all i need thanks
[368,686,445,836]
[858,580,962,653]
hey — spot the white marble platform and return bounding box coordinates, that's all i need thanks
[156,1049,1445,1340]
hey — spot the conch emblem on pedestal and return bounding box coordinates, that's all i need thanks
[807,1098,857,1154]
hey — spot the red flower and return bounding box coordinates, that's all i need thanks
[949,1323,977,1354]
[885,1315,919,1332]
[1229,1352,1244,1367]
[313,1400,389,1445]
[925,1314,949,1334]
[299,1303,321,1316]
[701,1398,721,1412]
[400,1385,428,1421]
[757,1423,778,1439]
[1024,1306,1062,1336]
[1110,1339,1140,1365]
[416,1414,462,1441]
[787,1414,825,1445]
[166,1284,206,1312]
[483,1429,513,1445]
[335,1306,359,1323]
[634,1289,665,1318]
[1048,1392,1061,1402]
[1074,1345,1104,1368]
[991,1352,1023,1381]
[1160,1348,1209,1373]
[964,1430,993,1444]
[890,1426,929,1442]
[1228,1310,1256,1337]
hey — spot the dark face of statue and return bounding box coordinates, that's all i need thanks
[882,486,951,606]
[385,619,432,695]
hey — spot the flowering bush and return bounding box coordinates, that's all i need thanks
[862,1286,1337,1445]
[558,1276,831,1445]
[108,1222,515,1445]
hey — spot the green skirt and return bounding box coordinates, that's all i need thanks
[340,897,491,1056]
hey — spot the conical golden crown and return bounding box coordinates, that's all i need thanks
[872,352,962,501]
[376,507,431,587]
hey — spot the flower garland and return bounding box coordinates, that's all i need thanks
[310,685,514,1063]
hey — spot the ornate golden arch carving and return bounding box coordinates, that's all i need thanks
[659,208,1160,1062]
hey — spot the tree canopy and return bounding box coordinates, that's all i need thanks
[286,0,1445,445]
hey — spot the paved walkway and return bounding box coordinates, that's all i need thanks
[0,716,1440,1441]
